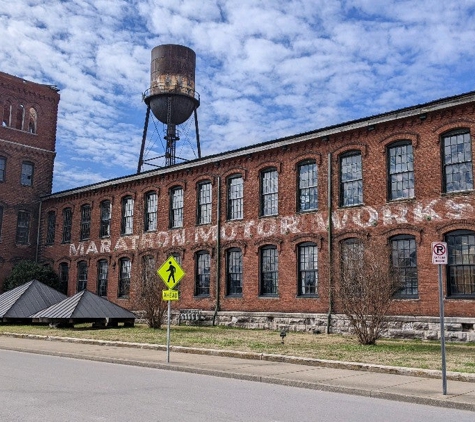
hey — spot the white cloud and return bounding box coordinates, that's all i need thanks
[0,0,474,192]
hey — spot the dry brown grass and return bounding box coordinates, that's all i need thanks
[1,324,474,373]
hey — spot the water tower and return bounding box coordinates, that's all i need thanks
[138,44,201,171]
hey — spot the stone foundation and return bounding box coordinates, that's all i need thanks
[167,311,475,342]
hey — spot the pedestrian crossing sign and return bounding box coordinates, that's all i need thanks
[157,256,185,290]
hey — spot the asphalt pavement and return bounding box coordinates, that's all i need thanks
[0,333,474,412]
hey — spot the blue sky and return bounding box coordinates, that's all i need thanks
[1,0,475,192]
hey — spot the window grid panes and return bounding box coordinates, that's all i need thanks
[298,243,318,295]
[340,153,363,206]
[145,192,158,231]
[443,131,473,193]
[46,211,56,244]
[59,263,69,294]
[226,248,243,296]
[121,197,134,235]
[21,162,34,186]
[77,261,87,292]
[100,200,111,237]
[97,260,108,297]
[298,161,318,211]
[62,208,72,243]
[119,258,131,298]
[260,246,278,295]
[261,169,278,216]
[391,235,418,297]
[195,251,210,296]
[0,157,5,181]
[16,210,30,244]
[446,230,475,296]
[388,143,414,200]
[170,187,183,228]
[198,182,212,225]
[80,205,91,240]
[227,176,243,220]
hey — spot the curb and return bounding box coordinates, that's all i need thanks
[3,332,475,383]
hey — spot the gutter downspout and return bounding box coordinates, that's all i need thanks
[35,200,42,263]
[326,152,333,334]
[212,175,221,326]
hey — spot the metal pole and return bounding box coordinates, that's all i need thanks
[438,264,447,395]
[166,300,171,363]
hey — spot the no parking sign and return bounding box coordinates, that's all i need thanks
[432,242,448,265]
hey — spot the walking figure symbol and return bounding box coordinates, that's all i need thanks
[166,261,176,284]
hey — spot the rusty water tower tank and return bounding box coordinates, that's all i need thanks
[143,44,200,125]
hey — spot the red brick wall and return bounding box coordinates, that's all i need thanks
[0,72,60,289]
[39,98,475,318]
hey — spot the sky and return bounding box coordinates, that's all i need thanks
[1,0,475,193]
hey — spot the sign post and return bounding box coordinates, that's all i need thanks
[432,241,448,395]
[157,256,185,363]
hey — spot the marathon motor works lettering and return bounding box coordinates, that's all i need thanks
[69,197,474,257]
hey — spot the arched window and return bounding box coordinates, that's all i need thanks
[260,245,278,296]
[62,207,72,243]
[226,248,242,296]
[97,260,108,297]
[298,160,317,212]
[387,141,414,200]
[77,261,88,292]
[197,181,212,225]
[144,191,158,231]
[16,210,30,244]
[260,168,278,216]
[298,242,318,296]
[170,187,183,228]
[227,175,243,220]
[340,152,363,207]
[442,130,473,193]
[118,258,131,298]
[390,235,418,298]
[121,196,134,235]
[46,211,56,245]
[58,262,69,294]
[100,200,111,237]
[2,101,11,127]
[195,250,210,296]
[28,107,37,133]
[446,230,475,297]
[80,204,91,240]
[15,104,24,130]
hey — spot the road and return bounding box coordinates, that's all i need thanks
[0,350,473,422]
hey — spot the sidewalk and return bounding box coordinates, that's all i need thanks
[1,334,475,412]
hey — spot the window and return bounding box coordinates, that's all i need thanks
[0,206,3,239]
[97,260,108,297]
[28,107,37,134]
[119,258,131,298]
[227,175,243,220]
[442,130,473,193]
[197,181,212,225]
[58,262,69,294]
[446,230,475,297]
[16,210,30,244]
[170,187,183,228]
[62,207,72,243]
[100,200,111,237]
[121,196,134,235]
[46,211,56,245]
[341,238,364,293]
[298,161,317,212]
[0,156,5,182]
[260,245,278,296]
[261,168,278,216]
[21,161,34,186]
[80,204,91,241]
[391,235,418,298]
[388,142,414,200]
[298,243,318,296]
[2,101,11,127]
[77,261,87,292]
[144,191,158,231]
[340,152,363,206]
[226,248,242,296]
[15,104,24,130]
[195,251,210,296]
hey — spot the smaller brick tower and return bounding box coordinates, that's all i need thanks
[0,71,60,290]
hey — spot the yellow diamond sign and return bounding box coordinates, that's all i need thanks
[157,256,185,290]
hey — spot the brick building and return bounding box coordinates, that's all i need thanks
[0,72,60,288]
[2,69,475,339]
